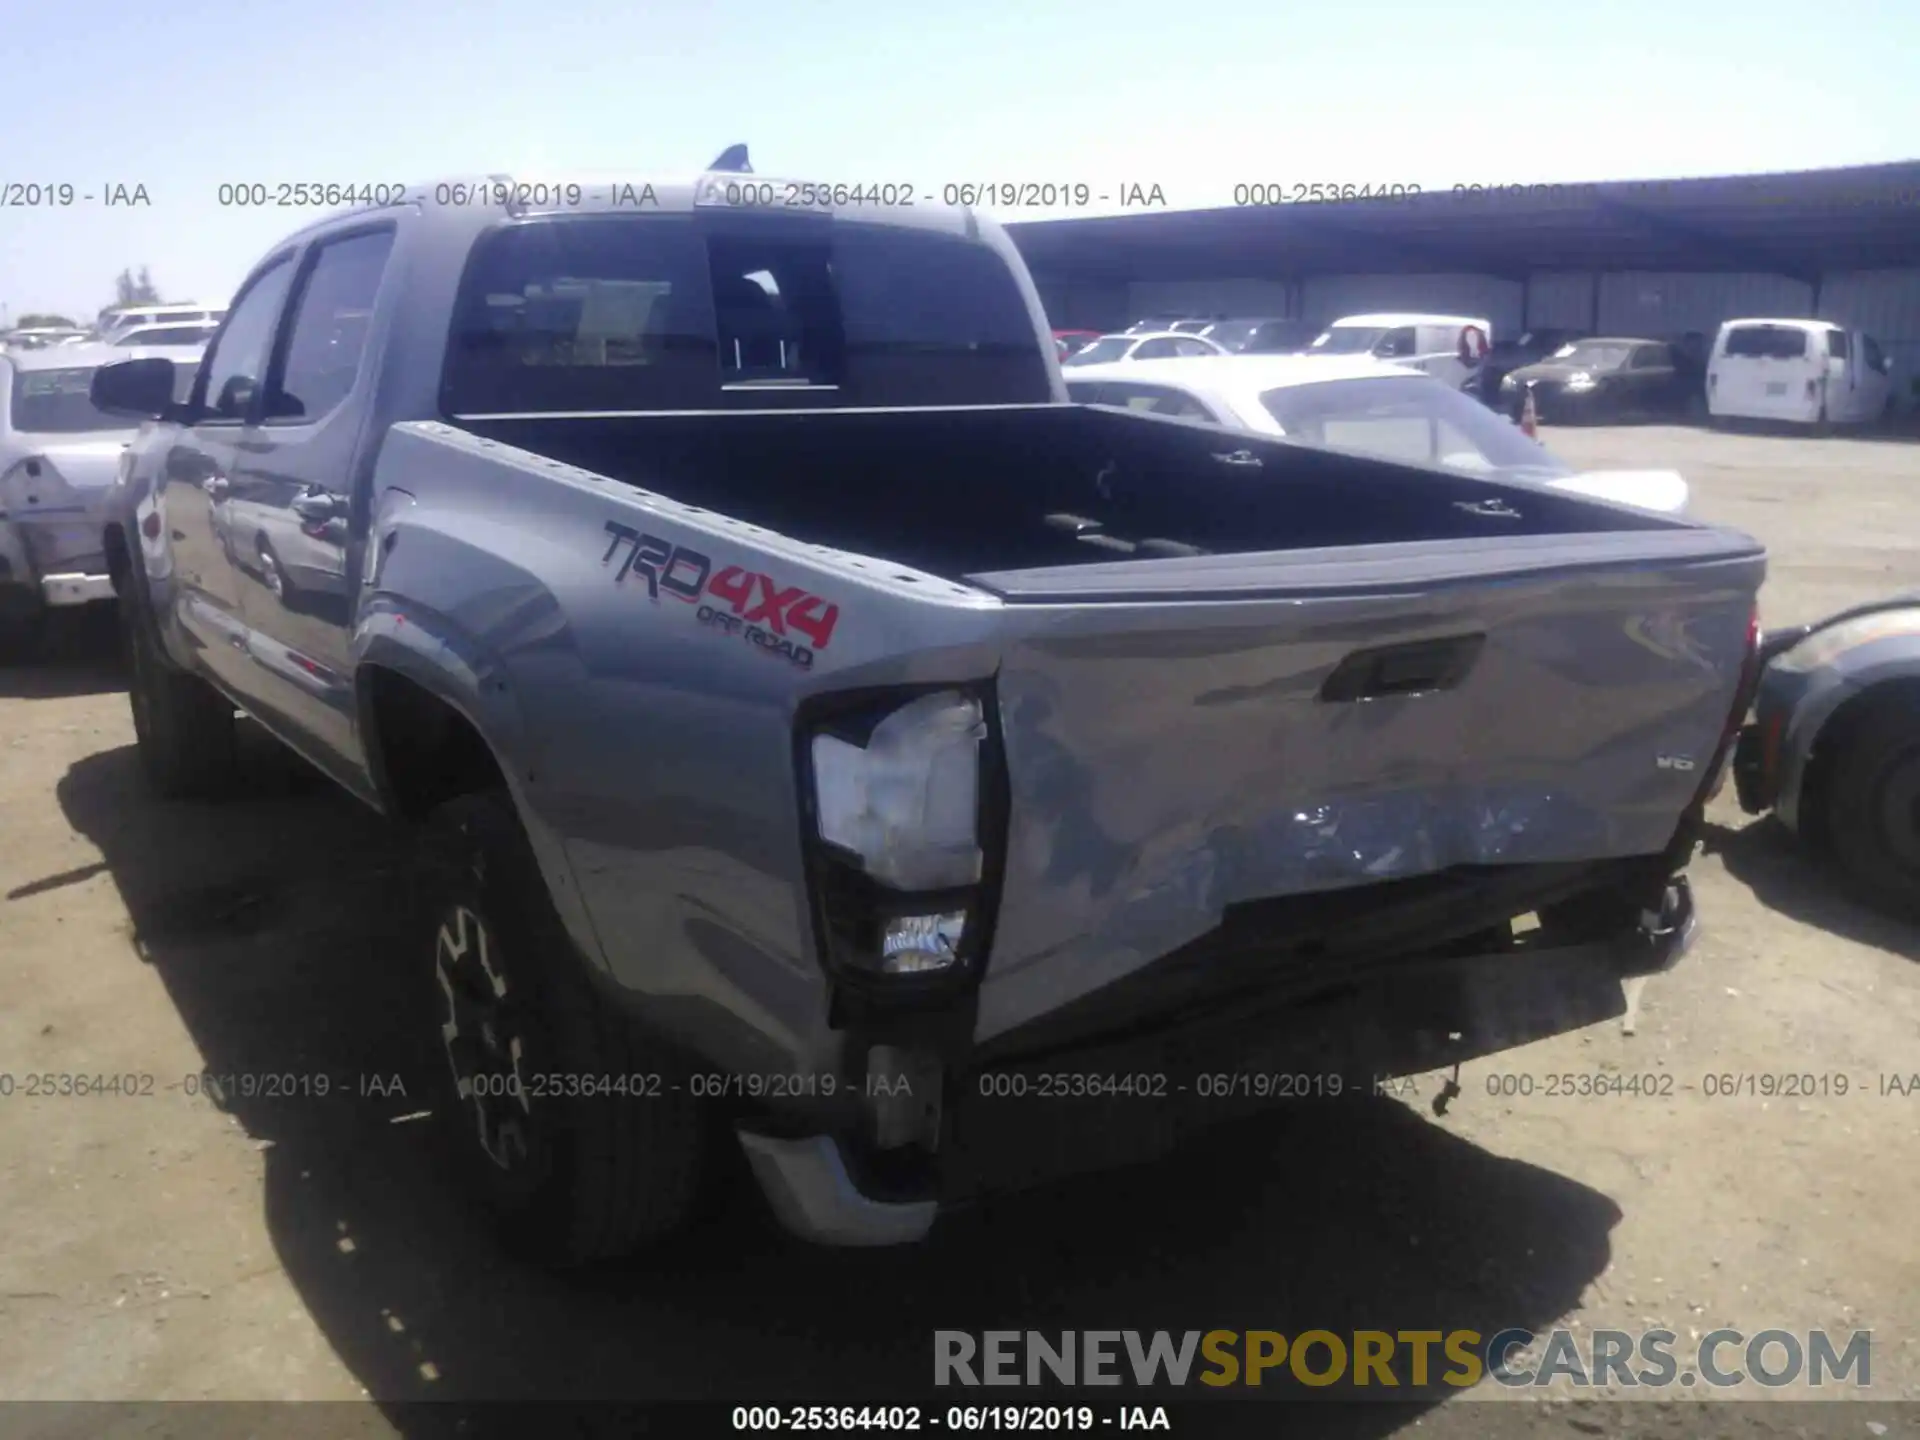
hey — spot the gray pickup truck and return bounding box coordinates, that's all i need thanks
[92,155,1766,1263]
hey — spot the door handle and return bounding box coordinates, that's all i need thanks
[291,491,344,523]
[1320,633,1487,703]
[1211,449,1264,468]
[202,475,229,498]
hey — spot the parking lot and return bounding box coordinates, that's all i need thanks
[0,423,1916,1435]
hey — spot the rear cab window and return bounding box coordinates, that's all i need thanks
[440,213,1049,414]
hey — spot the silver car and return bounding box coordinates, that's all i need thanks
[0,342,201,657]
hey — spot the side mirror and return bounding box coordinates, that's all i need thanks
[217,375,255,417]
[91,357,180,419]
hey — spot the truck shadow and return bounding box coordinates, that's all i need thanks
[55,744,1622,1436]
[1702,817,1920,960]
[0,606,127,700]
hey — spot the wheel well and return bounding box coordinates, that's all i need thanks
[103,523,131,594]
[362,666,507,822]
[1799,677,1920,848]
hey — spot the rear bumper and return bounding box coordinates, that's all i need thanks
[736,875,1697,1246]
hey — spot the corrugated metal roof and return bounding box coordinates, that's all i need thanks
[1006,160,1920,281]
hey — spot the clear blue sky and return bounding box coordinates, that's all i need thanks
[1,0,1914,323]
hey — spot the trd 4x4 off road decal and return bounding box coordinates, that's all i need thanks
[601,520,840,670]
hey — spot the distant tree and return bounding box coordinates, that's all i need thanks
[15,312,80,329]
[111,266,164,308]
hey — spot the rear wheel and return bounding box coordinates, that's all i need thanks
[418,790,706,1265]
[1823,694,1920,921]
[121,585,241,798]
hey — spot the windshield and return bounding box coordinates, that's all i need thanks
[1308,326,1389,355]
[1547,341,1633,369]
[1258,375,1571,479]
[1199,320,1258,350]
[1063,337,1134,366]
[8,364,132,434]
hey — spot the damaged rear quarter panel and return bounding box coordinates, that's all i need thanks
[369,423,1007,1081]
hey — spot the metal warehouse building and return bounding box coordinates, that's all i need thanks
[1006,160,1920,408]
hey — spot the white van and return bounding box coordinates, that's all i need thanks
[1706,318,1894,428]
[96,304,226,339]
[1305,313,1494,392]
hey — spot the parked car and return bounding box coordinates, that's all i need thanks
[93,153,1762,1265]
[1471,328,1589,404]
[1306,313,1494,391]
[1733,593,1920,919]
[113,322,222,348]
[0,341,203,658]
[1052,329,1102,360]
[96,304,226,341]
[1166,318,1221,334]
[2,326,94,352]
[1061,354,1692,512]
[1122,316,1192,334]
[1198,317,1321,355]
[1060,331,1227,365]
[1499,338,1702,424]
[1706,319,1894,430]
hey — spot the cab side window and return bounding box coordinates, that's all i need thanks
[266,229,396,423]
[1826,329,1849,360]
[1132,338,1181,359]
[1376,327,1417,359]
[197,258,296,422]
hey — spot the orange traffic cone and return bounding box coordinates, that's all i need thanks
[1519,387,1539,438]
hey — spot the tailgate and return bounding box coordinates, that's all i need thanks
[968,528,1765,1039]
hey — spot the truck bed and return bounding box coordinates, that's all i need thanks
[409,404,1762,1044]
[457,401,1678,582]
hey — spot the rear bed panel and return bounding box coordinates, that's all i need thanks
[974,542,1764,1040]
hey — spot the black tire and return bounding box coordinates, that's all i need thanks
[418,790,705,1265]
[1822,694,1920,921]
[120,585,241,799]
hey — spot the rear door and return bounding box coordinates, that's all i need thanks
[229,223,397,786]
[1824,327,1856,419]
[161,253,298,693]
[1712,323,1816,420]
[1629,343,1679,414]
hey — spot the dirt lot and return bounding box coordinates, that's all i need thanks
[1,423,1916,1437]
